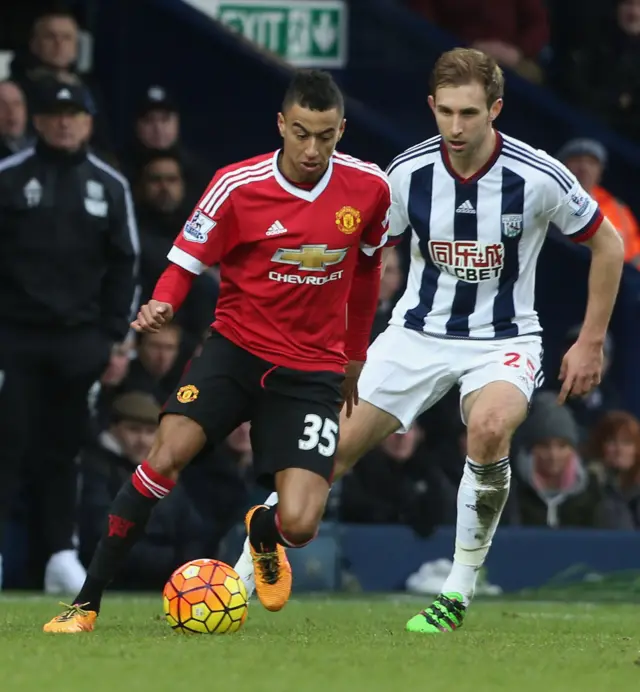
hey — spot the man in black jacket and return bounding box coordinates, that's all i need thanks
[0,81,139,593]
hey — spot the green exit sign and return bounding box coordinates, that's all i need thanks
[214,0,348,68]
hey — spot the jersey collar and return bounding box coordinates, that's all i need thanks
[440,130,503,185]
[272,150,334,202]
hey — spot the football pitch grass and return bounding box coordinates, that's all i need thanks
[2,595,639,692]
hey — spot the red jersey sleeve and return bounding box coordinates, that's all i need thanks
[167,169,238,275]
[345,249,382,361]
[151,263,195,312]
[359,178,392,257]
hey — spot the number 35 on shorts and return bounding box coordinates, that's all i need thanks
[298,414,338,457]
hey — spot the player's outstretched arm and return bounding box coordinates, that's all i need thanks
[131,263,195,333]
[558,217,625,403]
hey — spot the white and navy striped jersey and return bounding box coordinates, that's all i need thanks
[387,132,603,339]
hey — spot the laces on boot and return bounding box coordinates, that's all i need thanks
[54,602,91,622]
[255,553,279,585]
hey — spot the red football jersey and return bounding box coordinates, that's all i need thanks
[167,150,392,372]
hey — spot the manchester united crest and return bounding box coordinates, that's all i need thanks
[335,206,362,235]
[176,384,199,403]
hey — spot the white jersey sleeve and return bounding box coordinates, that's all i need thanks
[539,152,603,243]
[384,162,410,246]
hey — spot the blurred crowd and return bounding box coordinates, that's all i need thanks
[407,0,640,143]
[0,4,640,594]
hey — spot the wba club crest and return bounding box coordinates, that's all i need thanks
[501,213,523,238]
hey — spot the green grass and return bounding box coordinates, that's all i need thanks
[2,595,639,691]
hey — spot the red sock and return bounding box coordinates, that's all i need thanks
[131,460,175,499]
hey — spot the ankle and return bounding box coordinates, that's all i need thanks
[132,460,176,499]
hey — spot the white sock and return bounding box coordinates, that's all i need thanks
[233,492,279,597]
[441,456,510,606]
[264,492,278,507]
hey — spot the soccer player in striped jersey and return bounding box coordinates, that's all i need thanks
[233,48,625,633]
[43,69,392,632]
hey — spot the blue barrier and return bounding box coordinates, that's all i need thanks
[219,521,640,594]
[340,525,640,593]
[6,514,640,594]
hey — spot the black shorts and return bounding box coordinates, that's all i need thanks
[162,331,344,488]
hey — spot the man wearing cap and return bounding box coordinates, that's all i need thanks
[558,138,640,270]
[78,391,203,589]
[125,85,211,206]
[10,10,112,156]
[0,79,139,594]
[512,392,611,528]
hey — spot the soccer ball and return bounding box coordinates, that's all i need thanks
[163,558,248,634]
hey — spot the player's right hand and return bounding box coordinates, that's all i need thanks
[131,300,174,333]
[342,360,365,418]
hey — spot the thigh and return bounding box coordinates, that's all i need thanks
[357,325,458,432]
[332,400,401,478]
[251,368,343,489]
[162,332,261,447]
[459,336,544,424]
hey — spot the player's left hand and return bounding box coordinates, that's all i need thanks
[557,338,604,405]
[342,360,365,418]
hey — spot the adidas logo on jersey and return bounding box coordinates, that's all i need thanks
[266,220,288,236]
[455,200,476,214]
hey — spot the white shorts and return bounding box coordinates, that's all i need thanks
[358,326,544,432]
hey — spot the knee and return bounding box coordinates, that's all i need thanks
[276,504,322,547]
[467,409,512,459]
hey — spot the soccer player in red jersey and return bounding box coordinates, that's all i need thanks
[43,69,393,632]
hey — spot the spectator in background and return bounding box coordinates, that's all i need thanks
[135,153,218,349]
[121,325,183,405]
[370,247,403,342]
[0,80,32,159]
[100,336,136,394]
[558,138,640,269]
[339,423,457,536]
[558,0,640,142]
[588,411,640,529]
[407,0,549,82]
[79,392,204,590]
[181,423,252,558]
[513,393,616,528]
[10,10,111,155]
[90,334,137,434]
[547,325,621,442]
[125,86,211,206]
[0,82,138,593]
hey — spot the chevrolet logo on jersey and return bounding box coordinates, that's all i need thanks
[271,245,348,272]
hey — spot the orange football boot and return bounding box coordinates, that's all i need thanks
[245,505,292,611]
[43,603,97,633]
